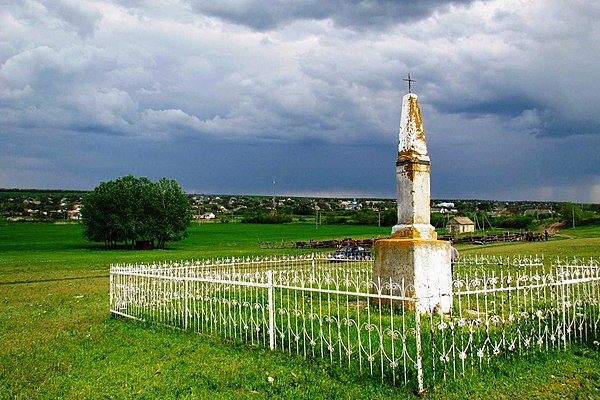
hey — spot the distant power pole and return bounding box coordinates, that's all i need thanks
[272,180,276,207]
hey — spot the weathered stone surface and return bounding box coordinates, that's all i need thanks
[392,93,434,238]
[398,94,429,162]
[374,89,452,313]
[374,239,452,313]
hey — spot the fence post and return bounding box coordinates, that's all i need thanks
[415,300,424,393]
[560,264,567,351]
[184,263,189,331]
[109,265,114,313]
[267,270,275,351]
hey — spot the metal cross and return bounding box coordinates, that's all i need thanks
[403,73,415,93]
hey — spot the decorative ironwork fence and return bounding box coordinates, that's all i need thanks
[110,254,600,391]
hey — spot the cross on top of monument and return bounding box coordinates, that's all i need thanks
[403,73,415,93]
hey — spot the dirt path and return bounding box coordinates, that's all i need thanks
[539,221,565,235]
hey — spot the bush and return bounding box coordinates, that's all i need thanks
[241,213,293,224]
[492,215,535,230]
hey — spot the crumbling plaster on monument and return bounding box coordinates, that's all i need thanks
[392,93,436,239]
[373,238,452,313]
[409,96,426,143]
[374,87,452,314]
[398,94,428,159]
[391,224,437,240]
[395,162,431,232]
[396,160,430,183]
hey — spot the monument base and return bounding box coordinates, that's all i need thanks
[373,238,452,313]
[391,223,437,240]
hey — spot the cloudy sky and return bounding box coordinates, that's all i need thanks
[2,0,599,202]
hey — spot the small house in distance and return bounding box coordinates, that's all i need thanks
[446,216,475,234]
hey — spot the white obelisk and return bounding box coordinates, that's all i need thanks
[373,77,452,313]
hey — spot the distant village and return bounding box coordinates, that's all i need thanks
[2,189,595,234]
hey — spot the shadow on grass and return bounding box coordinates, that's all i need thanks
[0,273,109,286]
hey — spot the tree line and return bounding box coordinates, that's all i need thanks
[81,175,192,249]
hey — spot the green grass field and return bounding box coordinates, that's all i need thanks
[1,221,600,399]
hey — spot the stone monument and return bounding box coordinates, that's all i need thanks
[373,75,452,313]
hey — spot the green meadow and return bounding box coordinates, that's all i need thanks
[1,221,600,399]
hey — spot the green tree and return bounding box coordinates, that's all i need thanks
[559,202,583,227]
[381,208,397,226]
[81,175,192,249]
[350,210,378,225]
[558,202,600,227]
[147,178,193,249]
[293,201,313,216]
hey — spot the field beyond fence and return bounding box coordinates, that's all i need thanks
[110,253,600,392]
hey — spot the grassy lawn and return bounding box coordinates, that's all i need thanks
[1,221,600,399]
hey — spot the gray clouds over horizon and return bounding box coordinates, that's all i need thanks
[1,0,600,202]
[190,0,479,31]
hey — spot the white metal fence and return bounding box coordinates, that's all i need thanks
[109,254,600,391]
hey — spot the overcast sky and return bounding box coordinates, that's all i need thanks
[2,0,599,202]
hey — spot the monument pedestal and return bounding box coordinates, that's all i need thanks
[374,238,452,313]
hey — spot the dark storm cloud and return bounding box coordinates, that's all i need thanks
[189,0,479,31]
[432,93,538,119]
[431,88,600,138]
[2,0,600,202]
